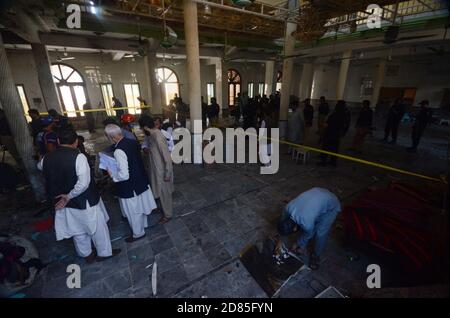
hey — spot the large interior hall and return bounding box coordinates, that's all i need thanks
[0,0,450,299]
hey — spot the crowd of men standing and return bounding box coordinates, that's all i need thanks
[201,91,434,167]
[1,103,176,264]
[0,90,435,265]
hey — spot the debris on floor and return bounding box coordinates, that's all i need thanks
[240,238,304,297]
[30,217,54,232]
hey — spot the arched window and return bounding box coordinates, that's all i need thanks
[51,63,89,117]
[228,69,241,107]
[156,67,180,106]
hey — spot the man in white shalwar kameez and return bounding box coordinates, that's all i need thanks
[39,128,120,263]
[104,124,157,243]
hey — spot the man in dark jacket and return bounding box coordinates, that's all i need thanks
[317,96,330,141]
[112,97,125,119]
[318,100,351,167]
[381,98,405,144]
[303,98,314,127]
[349,100,373,153]
[48,109,70,130]
[303,99,314,144]
[208,98,220,126]
[176,97,188,128]
[28,109,43,142]
[407,100,433,153]
[201,96,208,128]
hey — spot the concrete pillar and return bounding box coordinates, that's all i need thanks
[210,57,223,116]
[222,60,228,113]
[183,0,202,164]
[371,59,386,108]
[145,50,163,115]
[298,62,314,101]
[279,20,297,137]
[0,34,45,201]
[336,50,352,100]
[183,0,202,129]
[30,42,62,112]
[264,60,275,95]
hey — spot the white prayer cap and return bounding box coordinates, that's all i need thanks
[104,124,122,138]
[163,119,169,124]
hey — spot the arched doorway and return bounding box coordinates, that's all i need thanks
[156,67,180,106]
[228,69,241,107]
[51,63,89,117]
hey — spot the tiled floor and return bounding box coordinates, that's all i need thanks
[3,116,449,298]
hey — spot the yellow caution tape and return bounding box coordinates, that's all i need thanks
[213,124,446,184]
[30,106,152,116]
[276,137,444,183]
[23,112,445,184]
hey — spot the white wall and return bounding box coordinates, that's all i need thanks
[7,49,152,113]
[6,48,272,113]
[51,51,152,111]
[311,63,339,101]
[308,55,450,108]
[8,50,45,111]
[7,48,449,116]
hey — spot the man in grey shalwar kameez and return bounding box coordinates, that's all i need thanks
[287,102,305,153]
[139,116,174,224]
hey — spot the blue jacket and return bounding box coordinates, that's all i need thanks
[283,188,341,248]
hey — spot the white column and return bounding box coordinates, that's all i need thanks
[145,50,163,115]
[264,60,275,95]
[210,57,223,116]
[183,0,202,127]
[279,21,297,137]
[183,0,202,164]
[371,59,386,108]
[336,50,352,100]
[298,62,314,101]
[0,34,45,201]
[30,42,62,113]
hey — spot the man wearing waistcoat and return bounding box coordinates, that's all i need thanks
[39,128,120,263]
[104,124,157,243]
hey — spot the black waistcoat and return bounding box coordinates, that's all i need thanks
[43,147,100,209]
[114,138,149,199]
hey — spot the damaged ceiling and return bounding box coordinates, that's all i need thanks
[0,0,448,60]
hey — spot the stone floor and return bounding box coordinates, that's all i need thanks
[1,116,449,298]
